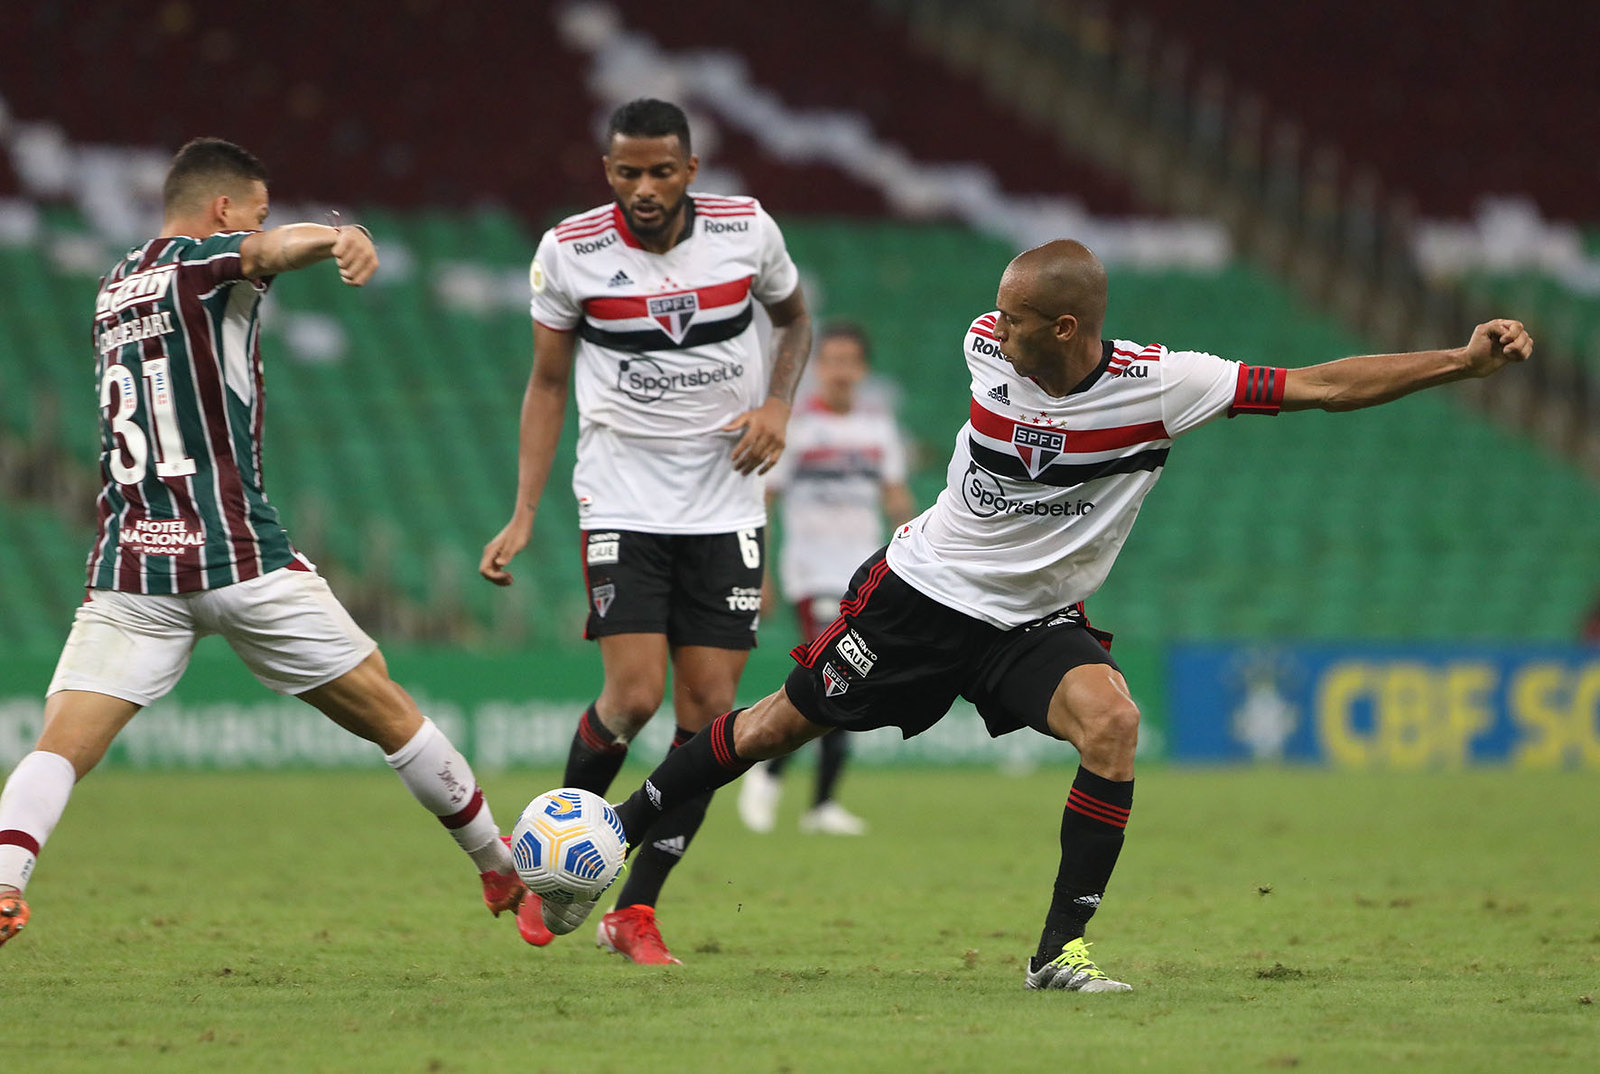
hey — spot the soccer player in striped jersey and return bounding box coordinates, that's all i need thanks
[0,139,527,951]
[480,99,811,964]
[551,239,1531,990]
[738,322,914,836]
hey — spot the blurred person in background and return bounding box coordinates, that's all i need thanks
[739,321,914,836]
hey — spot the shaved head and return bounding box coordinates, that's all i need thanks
[1003,239,1107,337]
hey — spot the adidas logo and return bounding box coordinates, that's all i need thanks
[607,270,632,288]
[987,383,1009,405]
[651,835,687,857]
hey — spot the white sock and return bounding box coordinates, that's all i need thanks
[384,718,512,875]
[0,751,78,893]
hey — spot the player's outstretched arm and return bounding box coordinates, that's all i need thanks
[725,286,813,475]
[240,223,379,284]
[1281,319,1532,412]
[479,323,577,586]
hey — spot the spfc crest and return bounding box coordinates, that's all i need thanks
[647,292,699,343]
[1012,424,1066,478]
[591,582,616,618]
[821,662,849,697]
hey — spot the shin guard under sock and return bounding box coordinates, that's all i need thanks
[615,710,749,848]
[564,703,629,795]
[613,728,709,907]
[1036,765,1133,960]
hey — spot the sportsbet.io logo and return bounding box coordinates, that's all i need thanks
[616,356,744,403]
[962,464,1095,520]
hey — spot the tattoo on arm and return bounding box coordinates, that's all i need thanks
[765,314,813,405]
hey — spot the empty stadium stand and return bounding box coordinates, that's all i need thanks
[1110,0,1598,221]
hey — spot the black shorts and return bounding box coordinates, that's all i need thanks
[784,548,1117,739]
[581,528,764,649]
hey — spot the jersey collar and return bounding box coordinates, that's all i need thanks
[1032,339,1114,397]
[612,199,698,252]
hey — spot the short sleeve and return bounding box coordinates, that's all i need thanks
[749,204,801,306]
[1160,349,1287,436]
[1158,349,1244,437]
[179,232,249,289]
[528,229,581,330]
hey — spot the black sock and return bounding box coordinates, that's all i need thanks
[612,728,709,908]
[766,751,791,777]
[615,710,750,848]
[1035,765,1134,963]
[563,703,628,795]
[814,730,847,807]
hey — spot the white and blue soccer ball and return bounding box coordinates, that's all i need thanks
[510,788,627,904]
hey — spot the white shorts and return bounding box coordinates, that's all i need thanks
[47,564,378,705]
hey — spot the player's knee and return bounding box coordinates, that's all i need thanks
[1077,696,1141,763]
[674,679,737,726]
[733,691,822,760]
[601,683,665,734]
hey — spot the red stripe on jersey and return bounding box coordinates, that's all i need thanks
[557,220,615,243]
[1229,364,1287,416]
[697,209,757,217]
[970,325,999,341]
[967,400,1169,452]
[176,273,260,584]
[582,275,754,321]
[555,206,613,234]
[611,205,643,249]
[1113,346,1162,362]
[692,196,751,206]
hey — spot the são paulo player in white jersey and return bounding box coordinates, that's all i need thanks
[479,99,811,963]
[571,239,1532,990]
[738,322,914,837]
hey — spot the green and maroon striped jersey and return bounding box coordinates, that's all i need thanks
[87,231,296,593]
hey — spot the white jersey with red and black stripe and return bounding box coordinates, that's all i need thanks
[529,194,801,533]
[86,232,297,594]
[768,396,907,600]
[886,312,1286,629]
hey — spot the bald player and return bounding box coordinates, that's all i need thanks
[547,240,1533,991]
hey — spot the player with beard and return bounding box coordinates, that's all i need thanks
[480,99,811,963]
[540,239,1532,989]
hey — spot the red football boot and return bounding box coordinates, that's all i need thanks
[595,904,682,965]
[499,835,553,946]
[0,887,29,949]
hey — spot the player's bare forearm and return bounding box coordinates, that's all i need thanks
[510,370,568,518]
[725,289,811,475]
[480,327,574,585]
[763,288,813,406]
[1281,319,1532,412]
[241,224,377,284]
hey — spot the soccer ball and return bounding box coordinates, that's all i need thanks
[510,788,627,904]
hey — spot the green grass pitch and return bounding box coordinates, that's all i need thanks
[4,766,1596,1072]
